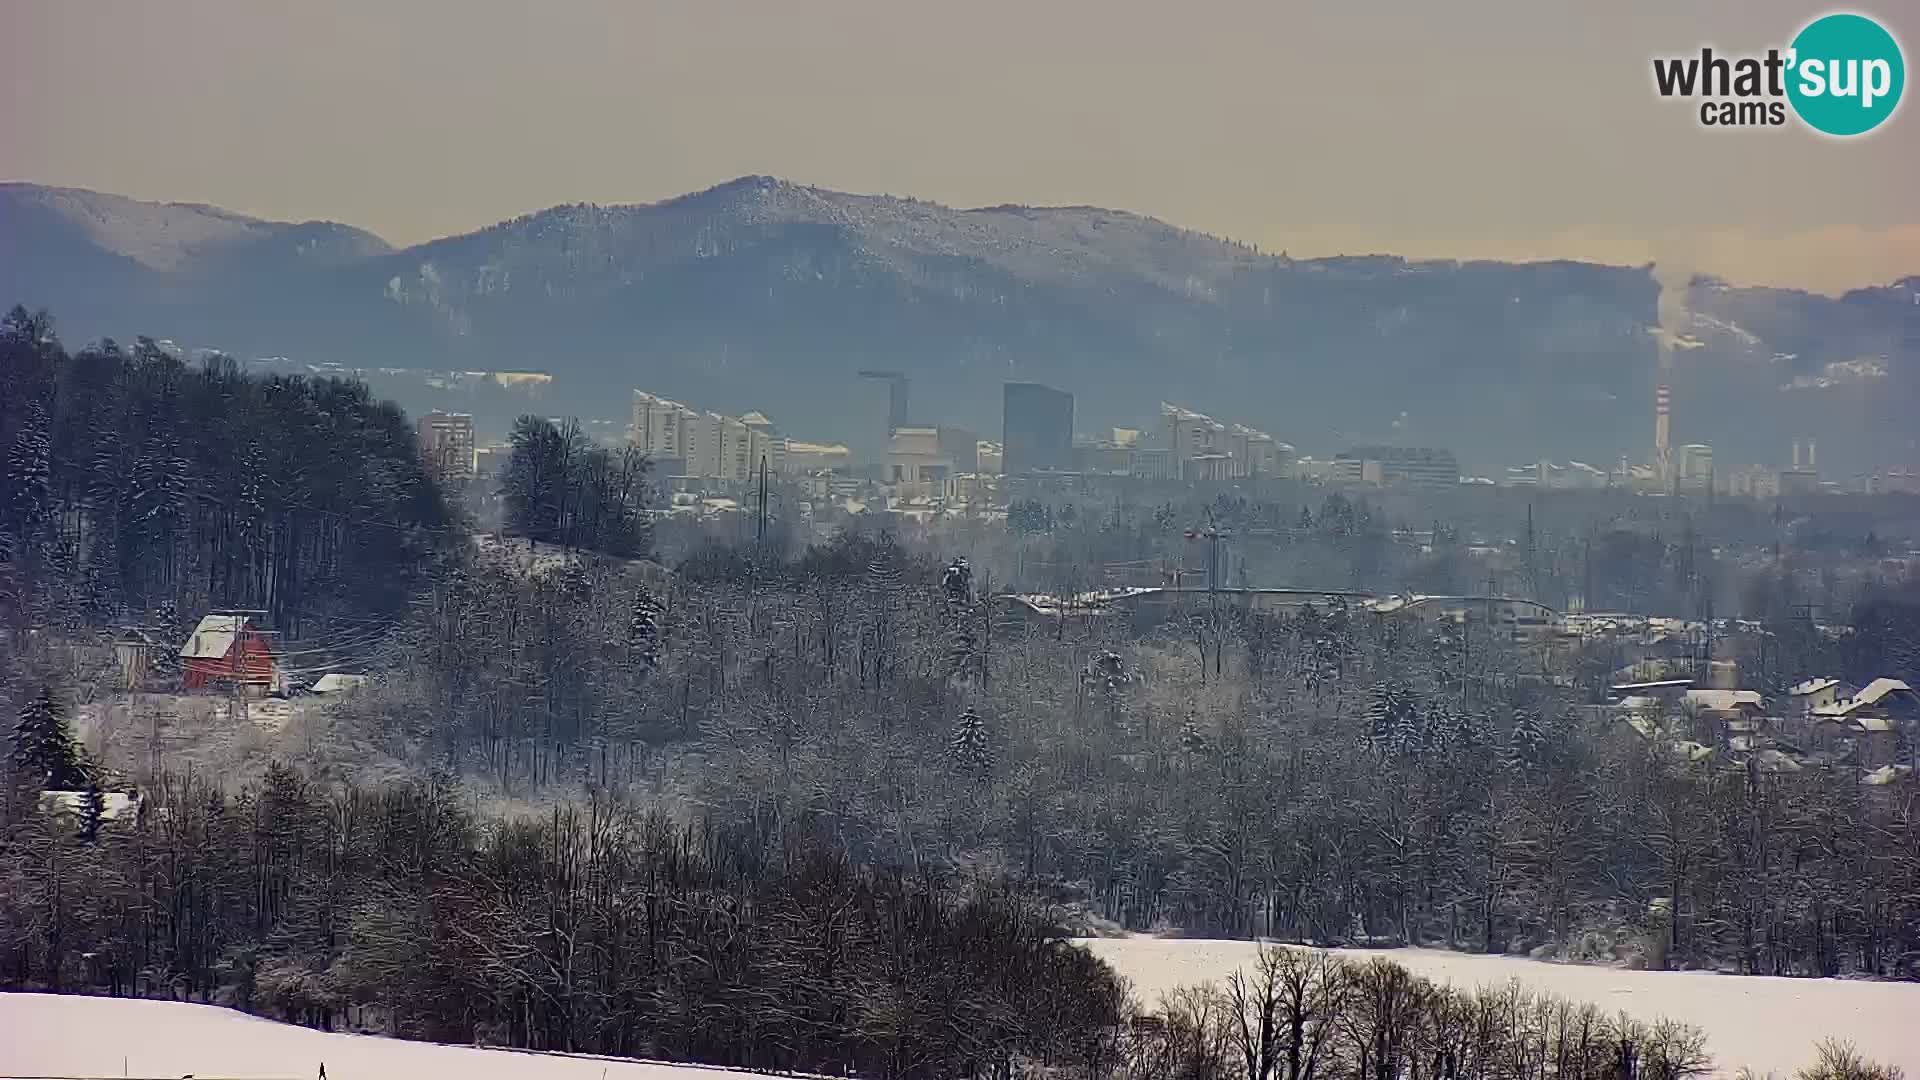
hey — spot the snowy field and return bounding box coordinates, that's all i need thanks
[1079,936,1920,1077]
[7,947,1918,1080]
[0,992,773,1080]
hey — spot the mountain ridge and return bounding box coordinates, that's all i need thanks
[4,177,1915,473]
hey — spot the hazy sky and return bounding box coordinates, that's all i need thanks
[4,0,1915,292]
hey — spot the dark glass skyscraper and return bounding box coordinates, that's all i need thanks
[1002,382,1074,475]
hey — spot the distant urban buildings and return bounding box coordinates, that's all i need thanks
[621,367,1897,529]
[629,390,779,485]
[415,411,476,483]
[1330,446,1460,491]
[1725,464,1781,499]
[1002,382,1075,475]
[936,426,980,474]
[888,426,951,493]
[782,440,853,473]
[630,391,697,463]
[854,370,910,465]
[1678,443,1714,493]
[1156,404,1294,482]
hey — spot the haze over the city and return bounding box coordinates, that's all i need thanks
[3,0,1914,293]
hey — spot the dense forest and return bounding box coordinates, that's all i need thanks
[0,306,456,639]
[4,307,1918,1078]
[0,757,1758,1080]
[373,534,1920,978]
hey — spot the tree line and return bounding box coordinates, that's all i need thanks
[5,747,1908,1078]
[0,761,1124,1080]
[0,306,456,641]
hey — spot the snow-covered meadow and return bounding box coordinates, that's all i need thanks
[0,992,773,1080]
[8,941,1917,1079]
[1079,936,1920,1077]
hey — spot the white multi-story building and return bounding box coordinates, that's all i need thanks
[630,391,699,464]
[631,390,779,483]
[1162,403,1226,480]
[1679,443,1713,493]
[1228,424,1293,478]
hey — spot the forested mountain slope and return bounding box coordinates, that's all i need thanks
[9,178,1915,470]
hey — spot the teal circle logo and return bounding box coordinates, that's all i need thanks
[1786,13,1905,136]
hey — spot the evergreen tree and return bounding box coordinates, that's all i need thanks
[627,587,663,670]
[949,705,993,776]
[11,686,86,790]
[2,399,53,558]
[78,779,106,843]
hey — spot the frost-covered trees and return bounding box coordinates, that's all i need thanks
[949,705,993,776]
[0,774,1127,1078]
[501,416,651,558]
[10,686,86,791]
[0,316,457,631]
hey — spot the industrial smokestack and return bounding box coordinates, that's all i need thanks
[1654,385,1670,455]
[1792,439,1803,469]
[1807,439,1817,469]
[1654,384,1672,488]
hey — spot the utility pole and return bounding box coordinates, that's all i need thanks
[1205,508,1223,677]
[1582,531,1593,615]
[981,570,991,688]
[1524,503,1538,601]
[755,454,769,548]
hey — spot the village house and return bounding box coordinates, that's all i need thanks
[1811,678,1919,770]
[1682,688,1766,746]
[179,614,278,693]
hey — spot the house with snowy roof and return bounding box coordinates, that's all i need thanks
[1808,679,1918,769]
[1811,678,1918,721]
[1787,677,1844,713]
[1677,688,1766,747]
[179,614,277,692]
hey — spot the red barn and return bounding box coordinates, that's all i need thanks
[179,614,277,691]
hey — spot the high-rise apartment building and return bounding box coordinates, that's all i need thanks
[631,391,698,463]
[1678,443,1714,493]
[1002,382,1075,475]
[416,411,475,483]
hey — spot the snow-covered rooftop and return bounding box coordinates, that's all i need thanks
[179,614,249,659]
[1683,689,1763,712]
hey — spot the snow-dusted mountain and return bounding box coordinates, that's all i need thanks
[4,176,1915,470]
[1,182,393,272]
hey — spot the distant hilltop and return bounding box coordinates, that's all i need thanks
[3,177,1914,473]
